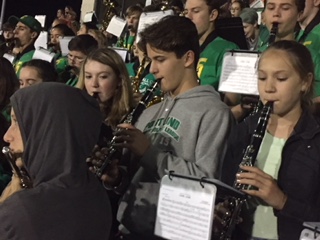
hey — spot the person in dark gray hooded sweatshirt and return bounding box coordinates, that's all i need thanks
[100,16,234,239]
[0,82,112,240]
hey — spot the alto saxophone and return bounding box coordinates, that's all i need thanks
[100,0,117,32]
[95,79,161,178]
[219,101,273,240]
[2,147,33,189]
[131,56,147,93]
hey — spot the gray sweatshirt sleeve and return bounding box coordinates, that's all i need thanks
[138,107,234,180]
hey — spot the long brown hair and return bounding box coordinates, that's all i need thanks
[77,48,133,128]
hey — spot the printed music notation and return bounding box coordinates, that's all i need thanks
[155,175,217,240]
[135,9,174,43]
[218,51,260,95]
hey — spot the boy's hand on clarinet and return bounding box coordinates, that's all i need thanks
[113,123,151,157]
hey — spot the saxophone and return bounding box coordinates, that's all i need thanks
[219,101,273,240]
[132,56,147,93]
[95,79,161,178]
[2,147,33,189]
[100,0,117,32]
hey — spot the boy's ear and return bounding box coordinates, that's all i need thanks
[31,31,39,40]
[209,9,219,22]
[184,50,195,68]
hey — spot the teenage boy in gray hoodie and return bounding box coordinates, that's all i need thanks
[102,15,234,239]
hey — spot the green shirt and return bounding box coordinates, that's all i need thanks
[253,132,285,239]
[55,55,69,75]
[66,76,78,87]
[14,50,35,76]
[198,36,239,90]
[126,62,157,95]
[296,23,320,52]
[116,35,135,50]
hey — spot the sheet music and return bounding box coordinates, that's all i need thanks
[145,0,152,6]
[250,0,265,8]
[3,53,15,64]
[218,51,260,95]
[106,16,126,38]
[300,229,320,240]
[136,10,174,43]
[155,175,216,240]
[83,11,95,23]
[35,15,46,28]
[112,47,127,62]
[34,31,48,50]
[33,48,55,62]
[59,36,73,56]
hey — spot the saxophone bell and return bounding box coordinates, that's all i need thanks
[1,147,33,189]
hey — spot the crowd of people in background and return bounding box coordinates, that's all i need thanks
[0,0,320,239]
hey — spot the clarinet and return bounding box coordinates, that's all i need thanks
[95,79,161,178]
[2,147,33,189]
[268,22,278,46]
[219,101,273,240]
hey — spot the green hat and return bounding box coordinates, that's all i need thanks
[8,15,42,33]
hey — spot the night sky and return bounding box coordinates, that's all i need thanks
[1,0,82,29]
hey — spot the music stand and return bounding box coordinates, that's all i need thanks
[216,17,248,50]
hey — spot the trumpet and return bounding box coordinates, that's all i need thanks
[2,147,33,189]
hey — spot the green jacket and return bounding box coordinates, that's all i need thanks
[198,32,239,90]
[55,55,69,75]
[13,46,35,76]
[296,12,320,52]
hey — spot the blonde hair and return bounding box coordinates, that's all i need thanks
[77,48,133,128]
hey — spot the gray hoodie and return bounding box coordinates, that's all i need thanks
[117,85,234,237]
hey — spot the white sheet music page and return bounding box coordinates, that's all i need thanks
[218,51,260,95]
[33,48,55,62]
[145,0,152,6]
[112,47,128,62]
[35,15,46,28]
[59,36,74,56]
[135,10,174,43]
[155,175,216,240]
[3,53,15,64]
[34,31,48,50]
[106,16,126,38]
[83,11,95,23]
